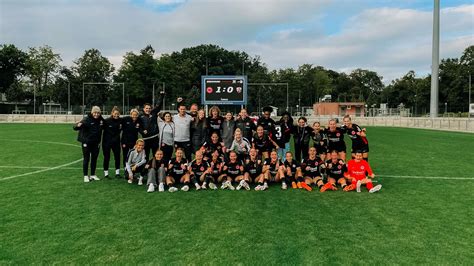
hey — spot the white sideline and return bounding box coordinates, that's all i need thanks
[378,175,474,180]
[0,159,83,181]
[0,139,82,181]
[0,138,79,148]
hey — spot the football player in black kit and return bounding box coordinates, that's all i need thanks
[342,115,369,161]
[324,119,346,160]
[243,148,264,188]
[282,151,304,190]
[220,151,244,191]
[140,92,164,161]
[121,109,141,170]
[320,150,349,192]
[207,106,224,138]
[293,117,313,162]
[166,148,191,192]
[102,106,122,179]
[301,147,327,192]
[252,125,279,159]
[188,150,211,190]
[311,121,328,161]
[274,112,293,160]
[257,106,276,137]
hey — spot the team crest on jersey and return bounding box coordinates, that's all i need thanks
[361,166,365,170]
[328,163,332,168]
[338,165,342,169]
[218,120,221,124]
[336,133,340,137]
[352,131,355,135]
[246,122,249,126]
[200,166,204,171]
[268,122,271,125]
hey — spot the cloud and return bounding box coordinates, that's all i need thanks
[0,0,472,84]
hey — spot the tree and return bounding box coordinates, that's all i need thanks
[26,45,62,105]
[0,44,28,94]
[73,49,114,108]
[349,69,383,105]
[115,45,159,106]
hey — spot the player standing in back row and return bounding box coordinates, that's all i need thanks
[342,115,369,161]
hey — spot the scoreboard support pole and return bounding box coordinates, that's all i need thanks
[205,105,209,117]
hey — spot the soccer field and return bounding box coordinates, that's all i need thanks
[0,124,473,264]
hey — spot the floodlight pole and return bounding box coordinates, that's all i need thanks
[82,83,85,115]
[430,0,440,118]
[469,73,471,119]
[33,86,36,115]
[67,81,70,114]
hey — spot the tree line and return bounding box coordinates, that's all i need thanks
[0,43,472,115]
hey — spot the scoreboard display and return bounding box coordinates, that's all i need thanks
[201,76,247,105]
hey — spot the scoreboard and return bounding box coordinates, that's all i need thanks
[201,76,247,105]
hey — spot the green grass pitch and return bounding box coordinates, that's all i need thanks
[0,124,473,264]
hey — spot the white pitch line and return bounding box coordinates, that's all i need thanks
[0,138,80,148]
[0,159,83,181]
[378,175,474,180]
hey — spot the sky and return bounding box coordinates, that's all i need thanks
[1,0,473,83]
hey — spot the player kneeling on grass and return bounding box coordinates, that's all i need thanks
[259,150,286,190]
[282,151,305,190]
[188,150,211,190]
[166,148,191,192]
[126,139,147,185]
[243,148,263,190]
[301,147,327,192]
[345,152,382,193]
[320,150,348,192]
[145,150,167,193]
[220,151,244,190]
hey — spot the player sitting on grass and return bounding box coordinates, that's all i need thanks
[301,147,327,192]
[126,139,147,185]
[166,148,191,192]
[188,150,211,190]
[282,151,305,190]
[220,151,244,190]
[345,151,382,193]
[259,150,286,190]
[145,149,167,193]
[207,150,223,190]
[243,148,263,190]
[320,150,347,192]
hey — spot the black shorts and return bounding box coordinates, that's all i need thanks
[169,172,185,183]
[226,173,241,180]
[328,142,346,153]
[314,145,327,155]
[352,144,369,153]
[325,175,345,183]
[247,171,261,180]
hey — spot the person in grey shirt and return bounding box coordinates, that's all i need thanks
[158,112,175,163]
[173,104,193,160]
[221,111,236,149]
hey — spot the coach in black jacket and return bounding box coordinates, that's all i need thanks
[73,106,104,183]
[140,92,165,161]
